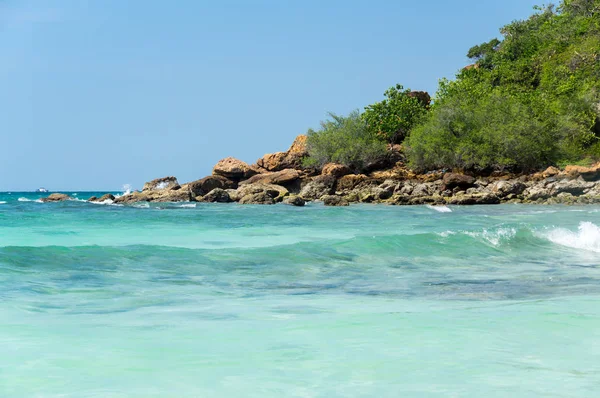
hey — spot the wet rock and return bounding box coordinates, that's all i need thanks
[239,192,276,205]
[114,189,191,204]
[89,193,116,202]
[282,195,306,206]
[236,183,288,202]
[41,193,71,202]
[202,188,231,203]
[143,176,179,191]
[447,193,500,205]
[322,195,349,206]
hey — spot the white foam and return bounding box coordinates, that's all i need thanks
[544,222,600,253]
[179,203,196,208]
[115,184,133,198]
[0,201,6,204]
[133,203,150,209]
[466,227,517,246]
[426,205,452,213]
[18,197,31,202]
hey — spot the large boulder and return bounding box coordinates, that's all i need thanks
[548,179,595,196]
[321,163,351,178]
[299,175,336,200]
[202,188,231,203]
[188,175,236,198]
[256,135,308,171]
[213,157,258,180]
[336,174,370,192]
[40,193,71,202]
[143,176,179,191]
[442,173,476,191]
[239,192,276,205]
[240,169,300,186]
[236,183,289,203]
[282,195,306,206]
[322,195,349,206]
[488,180,527,197]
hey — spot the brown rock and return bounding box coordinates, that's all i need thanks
[143,176,179,192]
[236,183,289,202]
[321,163,352,178]
[282,195,306,206]
[240,169,300,186]
[41,193,71,202]
[299,175,336,200]
[213,157,257,180]
[563,163,600,181]
[202,188,231,203]
[113,189,191,204]
[255,135,308,171]
[442,173,476,191]
[239,192,276,205]
[188,175,236,198]
[337,174,369,191]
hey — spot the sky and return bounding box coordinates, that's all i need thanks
[0,0,542,191]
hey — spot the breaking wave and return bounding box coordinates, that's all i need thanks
[426,205,452,213]
[543,222,600,253]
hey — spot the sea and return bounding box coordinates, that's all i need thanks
[1,191,600,397]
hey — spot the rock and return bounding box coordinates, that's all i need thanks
[321,195,349,206]
[256,135,308,171]
[239,192,275,205]
[488,180,527,197]
[89,193,116,202]
[447,193,500,205]
[236,183,289,202]
[202,188,231,203]
[41,193,71,202]
[321,163,352,178]
[523,185,551,201]
[282,195,306,206]
[240,169,300,186]
[442,173,476,191]
[412,183,433,197]
[299,175,336,200]
[563,163,600,181]
[143,176,179,191]
[188,175,236,197]
[336,174,369,191]
[548,179,595,196]
[113,189,191,204]
[213,157,258,180]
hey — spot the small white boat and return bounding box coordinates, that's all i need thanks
[35,188,49,193]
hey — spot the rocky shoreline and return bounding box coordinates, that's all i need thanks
[43,134,600,206]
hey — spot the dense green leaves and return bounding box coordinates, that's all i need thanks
[362,84,429,144]
[304,111,387,172]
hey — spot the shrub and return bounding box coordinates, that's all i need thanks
[362,84,430,144]
[304,111,387,172]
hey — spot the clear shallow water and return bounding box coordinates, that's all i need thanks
[1,192,600,397]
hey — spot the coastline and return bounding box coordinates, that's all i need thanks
[39,134,600,207]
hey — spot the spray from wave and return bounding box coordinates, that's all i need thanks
[544,222,600,253]
[0,201,6,204]
[426,205,452,213]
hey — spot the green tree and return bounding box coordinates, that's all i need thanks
[362,84,430,144]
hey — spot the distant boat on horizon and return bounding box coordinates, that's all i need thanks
[35,188,49,193]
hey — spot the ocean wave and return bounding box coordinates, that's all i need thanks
[17,197,43,203]
[179,203,197,208]
[465,228,518,247]
[542,222,600,253]
[426,205,452,213]
[133,203,150,209]
[0,201,6,204]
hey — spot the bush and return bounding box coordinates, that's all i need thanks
[362,84,430,144]
[407,92,560,172]
[304,110,387,172]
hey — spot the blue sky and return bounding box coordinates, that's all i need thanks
[1,0,541,191]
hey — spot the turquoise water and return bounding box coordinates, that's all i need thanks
[1,192,600,397]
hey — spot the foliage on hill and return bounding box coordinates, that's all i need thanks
[303,111,387,172]
[305,0,600,173]
[408,0,600,171]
